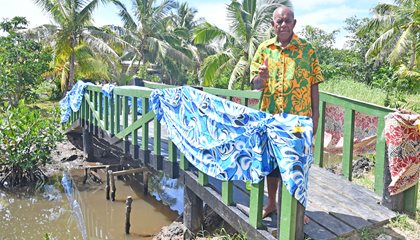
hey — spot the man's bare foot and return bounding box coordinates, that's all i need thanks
[262,205,276,219]
[304,215,310,224]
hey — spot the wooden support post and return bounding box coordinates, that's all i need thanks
[125,196,133,234]
[109,170,116,201]
[143,171,149,195]
[82,128,94,162]
[83,168,88,184]
[403,183,418,215]
[382,147,404,212]
[184,186,203,232]
[106,166,110,200]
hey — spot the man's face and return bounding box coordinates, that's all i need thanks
[272,8,296,43]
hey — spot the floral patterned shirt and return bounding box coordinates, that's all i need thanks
[250,34,324,117]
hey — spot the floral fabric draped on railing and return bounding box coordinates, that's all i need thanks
[150,86,314,207]
[324,105,378,155]
[384,112,420,195]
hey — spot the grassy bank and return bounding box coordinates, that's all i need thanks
[320,77,420,113]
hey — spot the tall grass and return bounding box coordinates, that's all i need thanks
[320,77,420,112]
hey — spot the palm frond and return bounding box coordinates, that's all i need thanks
[193,22,228,45]
[228,56,248,89]
[111,0,137,30]
[200,51,234,86]
[365,28,396,62]
[389,24,414,65]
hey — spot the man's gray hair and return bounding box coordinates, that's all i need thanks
[273,4,295,19]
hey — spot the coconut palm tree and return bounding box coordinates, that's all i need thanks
[358,0,419,72]
[32,0,120,90]
[111,0,196,85]
[193,0,291,89]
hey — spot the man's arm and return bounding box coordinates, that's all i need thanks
[311,84,320,136]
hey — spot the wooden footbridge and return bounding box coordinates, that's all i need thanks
[64,81,418,240]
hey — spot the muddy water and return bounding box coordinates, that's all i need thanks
[0,170,181,240]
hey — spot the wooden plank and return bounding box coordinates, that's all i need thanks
[113,86,153,98]
[115,111,155,139]
[310,167,396,220]
[305,200,354,236]
[303,220,336,240]
[308,188,372,230]
[310,178,390,224]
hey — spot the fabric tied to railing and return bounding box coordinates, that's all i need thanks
[150,86,313,207]
[59,80,93,123]
[384,112,420,195]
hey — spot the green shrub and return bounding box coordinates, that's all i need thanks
[0,101,63,187]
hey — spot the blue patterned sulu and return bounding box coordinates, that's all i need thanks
[150,86,313,207]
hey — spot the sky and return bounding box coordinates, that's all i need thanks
[0,0,392,48]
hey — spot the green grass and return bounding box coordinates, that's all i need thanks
[320,77,420,112]
[389,215,415,232]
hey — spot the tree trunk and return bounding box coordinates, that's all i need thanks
[68,33,76,90]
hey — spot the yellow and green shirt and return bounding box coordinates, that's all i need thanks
[250,34,324,117]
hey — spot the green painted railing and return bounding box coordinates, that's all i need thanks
[313,91,418,214]
[67,82,418,239]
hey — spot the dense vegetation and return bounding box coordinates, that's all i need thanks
[0,102,62,187]
[0,0,418,186]
[22,0,419,109]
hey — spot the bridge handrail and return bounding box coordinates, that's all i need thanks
[66,82,417,240]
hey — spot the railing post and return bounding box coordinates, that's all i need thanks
[98,91,103,136]
[94,90,98,134]
[249,181,264,229]
[278,184,304,240]
[342,108,355,181]
[110,94,115,135]
[222,181,233,205]
[123,96,129,154]
[314,101,326,167]
[374,117,386,195]
[131,97,139,159]
[165,140,179,178]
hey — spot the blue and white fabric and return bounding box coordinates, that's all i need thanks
[150,86,313,207]
[59,80,93,123]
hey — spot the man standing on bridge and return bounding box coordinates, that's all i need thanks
[250,4,324,223]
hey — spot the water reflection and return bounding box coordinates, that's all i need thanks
[0,169,182,240]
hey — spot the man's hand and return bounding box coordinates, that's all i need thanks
[252,56,269,90]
